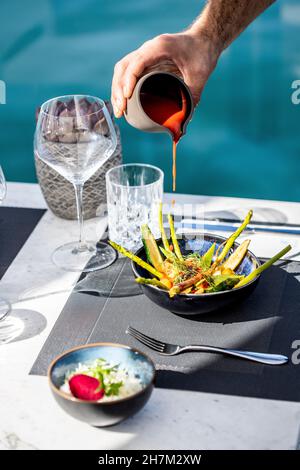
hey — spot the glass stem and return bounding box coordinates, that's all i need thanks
[74,183,84,246]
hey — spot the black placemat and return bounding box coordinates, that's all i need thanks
[0,206,46,279]
[31,255,300,402]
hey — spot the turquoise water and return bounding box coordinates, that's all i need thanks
[0,0,299,201]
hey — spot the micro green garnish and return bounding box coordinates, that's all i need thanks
[105,382,123,396]
[68,358,124,396]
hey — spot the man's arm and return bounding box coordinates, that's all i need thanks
[191,0,275,49]
[111,0,275,117]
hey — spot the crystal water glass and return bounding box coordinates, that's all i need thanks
[106,164,164,251]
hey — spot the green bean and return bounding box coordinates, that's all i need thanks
[234,244,291,288]
[215,210,253,264]
[135,277,168,289]
[158,202,170,251]
[109,241,163,279]
[168,213,183,260]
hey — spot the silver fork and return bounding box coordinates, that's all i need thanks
[126,326,288,365]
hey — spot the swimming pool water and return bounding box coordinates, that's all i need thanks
[0,0,299,201]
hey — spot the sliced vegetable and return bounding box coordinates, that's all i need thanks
[163,258,185,281]
[141,224,164,272]
[223,239,250,270]
[168,213,183,260]
[135,277,169,289]
[170,271,203,297]
[201,243,216,270]
[213,266,236,276]
[109,241,163,279]
[160,276,173,289]
[69,374,104,401]
[158,202,170,251]
[181,286,193,294]
[209,274,243,292]
[110,206,292,299]
[160,246,177,260]
[195,278,207,288]
[169,286,180,297]
[215,210,253,264]
[214,240,226,260]
[234,244,291,288]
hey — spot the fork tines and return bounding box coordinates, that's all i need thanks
[126,326,165,353]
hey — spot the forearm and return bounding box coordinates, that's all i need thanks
[189,0,275,52]
[111,0,276,114]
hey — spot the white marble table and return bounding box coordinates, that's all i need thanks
[0,182,300,450]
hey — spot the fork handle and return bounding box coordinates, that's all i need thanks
[181,345,288,365]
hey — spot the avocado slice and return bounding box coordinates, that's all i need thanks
[141,224,164,272]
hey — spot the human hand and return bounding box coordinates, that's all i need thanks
[111,30,221,117]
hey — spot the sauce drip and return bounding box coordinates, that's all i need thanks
[141,88,188,192]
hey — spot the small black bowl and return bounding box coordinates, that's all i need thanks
[131,233,261,316]
[48,343,155,427]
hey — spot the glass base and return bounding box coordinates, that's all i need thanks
[0,298,11,321]
[51,240,117,272]
[0,299,22,345]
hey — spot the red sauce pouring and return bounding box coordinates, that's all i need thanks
[140,77,189,192]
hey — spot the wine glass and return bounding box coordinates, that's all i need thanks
[34,95,118,272]
[0,165,11,323]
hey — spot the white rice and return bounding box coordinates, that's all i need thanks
[60,359,148,402]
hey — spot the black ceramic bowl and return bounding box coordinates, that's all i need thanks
[48,343,155,427]
[131,233,261,316]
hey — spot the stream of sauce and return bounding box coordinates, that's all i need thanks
[141,89,188,192]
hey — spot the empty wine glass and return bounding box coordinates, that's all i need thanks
[0,165,12,329]
[34,95,118,272]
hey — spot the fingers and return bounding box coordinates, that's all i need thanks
[111,35,171,117]
[111,54,132,117]
[122,51,151,99]
[121,38,170,100]
[111,49,154,117]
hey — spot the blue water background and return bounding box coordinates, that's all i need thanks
[0,0,299,201]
